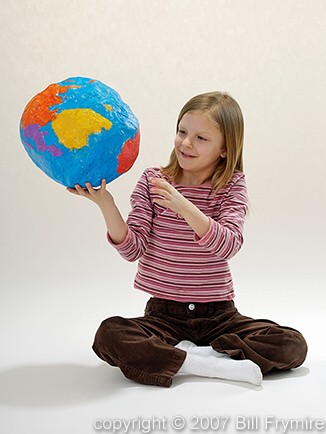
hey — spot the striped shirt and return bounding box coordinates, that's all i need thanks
[108,167,248,302]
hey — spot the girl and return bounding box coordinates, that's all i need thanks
[68,91,307,388]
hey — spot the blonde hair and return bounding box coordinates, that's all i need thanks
[162,91,244,192]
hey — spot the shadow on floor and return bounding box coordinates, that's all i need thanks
[263,365,310,381]
[0,362,311,408]
[0,363,130,408]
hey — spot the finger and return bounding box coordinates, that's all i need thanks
[100,179,107,190]
[85,182,95,194]
[152,197,168,207]
[74,184,89,196]
[150,177,166,185]
[151,180,172,194]
[150,187,171,199]
[67,187,78,195]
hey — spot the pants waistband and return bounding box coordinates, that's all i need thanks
[146,297,235,317]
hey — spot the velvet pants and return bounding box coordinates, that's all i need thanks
[92,297,308,387]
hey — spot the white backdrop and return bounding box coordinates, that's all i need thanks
[1,1,325,433]
[1,0,325,313]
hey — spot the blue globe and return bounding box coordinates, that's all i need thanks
[20,77,140,187]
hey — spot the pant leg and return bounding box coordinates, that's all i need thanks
[92,305,187,387]
[209,308,308,374]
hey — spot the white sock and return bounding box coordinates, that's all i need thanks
[175,341,262,386]
[176,340,228,358]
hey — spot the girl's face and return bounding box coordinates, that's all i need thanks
[174,110,226,184]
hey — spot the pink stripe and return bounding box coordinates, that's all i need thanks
[108,167,248,302]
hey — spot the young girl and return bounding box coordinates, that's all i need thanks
[68,91,307,388]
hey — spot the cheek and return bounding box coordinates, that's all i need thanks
[174,136,181,148]
[202,147,221,161]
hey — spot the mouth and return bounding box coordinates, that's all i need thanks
[180,151,196,159]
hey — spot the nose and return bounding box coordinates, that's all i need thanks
[182,137,193,148]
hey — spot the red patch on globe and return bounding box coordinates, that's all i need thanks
[117,128,140,174]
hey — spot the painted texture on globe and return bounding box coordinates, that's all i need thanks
[20,77,140,187]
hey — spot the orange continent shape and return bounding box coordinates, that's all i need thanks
[117,128,140,174]
[21,84,69,129]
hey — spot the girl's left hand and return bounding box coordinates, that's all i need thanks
[149,177,189,216]
[150,177,211,238]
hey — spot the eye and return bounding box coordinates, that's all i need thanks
[198,136,207,141]
[178,129,186,135]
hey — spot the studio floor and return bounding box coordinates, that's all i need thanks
[0,279,325,434]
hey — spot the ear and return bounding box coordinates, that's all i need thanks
[220,150,227,158]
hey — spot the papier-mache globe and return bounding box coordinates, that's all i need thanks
[19,77,140,187]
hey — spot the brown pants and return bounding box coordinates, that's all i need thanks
[92,297,308,387]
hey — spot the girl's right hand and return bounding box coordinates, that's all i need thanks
[67,179,114,208]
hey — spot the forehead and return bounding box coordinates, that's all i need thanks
[179,110,218,132]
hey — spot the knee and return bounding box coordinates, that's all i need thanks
[278,328,308,369]
[93,316,127,348]
[92,316,128,356]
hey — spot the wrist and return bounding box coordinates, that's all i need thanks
[182,201,210,239]
[98,194,115,210]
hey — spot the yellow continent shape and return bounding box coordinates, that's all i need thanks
[52,108,112,150]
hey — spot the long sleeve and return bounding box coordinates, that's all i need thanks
[195,173,248,260]
[107,168,155,261]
